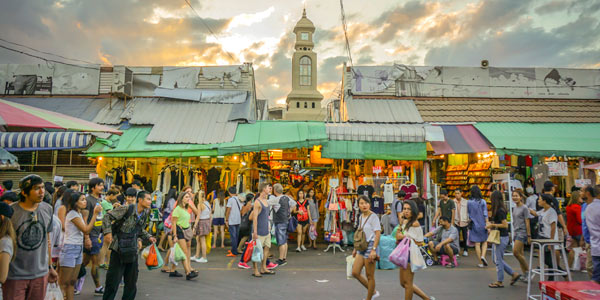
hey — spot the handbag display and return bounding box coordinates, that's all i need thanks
[487,229,500,244]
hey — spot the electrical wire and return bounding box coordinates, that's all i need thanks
[0,37,97,65]
[0,44,100,70]
[339,0,353,68]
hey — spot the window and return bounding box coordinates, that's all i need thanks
[304,102,308,108]
[299,56,311,86]
[312,102,315,108]
[296,102,300,108]
[301,32,309,40]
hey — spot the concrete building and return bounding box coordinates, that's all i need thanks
[284,9,324,121]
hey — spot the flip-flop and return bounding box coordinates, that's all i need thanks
[251,274,263,278]
[488,282,504,288]
[510,274,521,286]
[261,271,276,275]
[160,269,171,273]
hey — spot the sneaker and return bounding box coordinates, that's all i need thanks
[301,245,307,251]
[99,263,109,270]
[521,272,529,282]
[198,257,208,263]
[119,279,124,287]
[169,271,183,277]
[94,286,104,296]
[372,290,380,299]
[477,263,485,268]
[276,259,288,266]
[462,251,468,257]
[74,290,81,295]
[481,257,488,266]
[296,247,301,252]
[190,256,197,261]
[266,262,278,270]
[186,272,198,280]
[445,262,455,268]
[238,262,251,269]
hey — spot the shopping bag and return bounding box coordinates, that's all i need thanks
[146,244,159,267]
[309,224,317,241]
[147,244,164,270]
[174,243,186,262]
[288,216,298,233]
[168,247,178,266]
[44,283,63,300]
[271,235,278,246]
[206,233,213,254]
[487,230,500,245]
[377,235,397,270]
[467,231,475,247]
[410,239,427,272]
[571,247,584,271]
[141,245,152,260]
[251,239,263,263]
[389,237,410,268]
[243,240,255,263]
[346,255,355,279]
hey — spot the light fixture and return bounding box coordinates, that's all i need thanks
[233,156,238,160]
[200,156,210,158]
[217,156,224,158]
[241,161,247,166]
[98,156,103,161]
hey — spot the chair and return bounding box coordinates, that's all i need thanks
[526,239,571,300]
[440,254,458,267]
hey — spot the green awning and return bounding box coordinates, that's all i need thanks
[474,123,600,158]
[86,126,216,158]
[217,121,327,155]
[321,140,427,160]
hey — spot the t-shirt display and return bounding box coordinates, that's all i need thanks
[357,185,374,199]
[383,183,394,204]
[370,197,384,215]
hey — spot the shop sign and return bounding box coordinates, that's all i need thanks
[393,166,402,173]
[372,166,382,174]
[89,173,98,179]
[547,162,568,176]
[575,179,592,188]
[53,176,63,182]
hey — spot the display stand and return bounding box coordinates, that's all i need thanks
[324,186,344,254]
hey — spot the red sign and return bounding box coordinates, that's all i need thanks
[393,166,403,173]
[372,166,382,174]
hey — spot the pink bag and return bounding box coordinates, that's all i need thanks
[389,237,410,268]
[467,231,475,247]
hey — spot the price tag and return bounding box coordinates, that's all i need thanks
[89,173,98,179]
[393,166,402,173]
[547,162,567,176]
[575,179,591,188]
[372,166,382,174]
[53,176,64,182]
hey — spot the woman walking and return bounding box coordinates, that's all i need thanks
[0,203,15,300]
[212,191,227,249]
[351,195,381,300]
[467,185,489,268]
[565,191,584,268]
[158,188,177,251]
[511,189,531,280]
[487,191,521,288]
[192,191,212,263]
[306,189,319,249]
[59,191,102,299]
[170,192,198,280]
[396,200,434,300]
[295,190,312,252]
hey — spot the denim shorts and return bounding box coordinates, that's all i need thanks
[275,223,288,245]
[83,235,103,255]
[357,241,380,258]
[60,244,83,268]
[212,218,225,226]
[513,233,528,243]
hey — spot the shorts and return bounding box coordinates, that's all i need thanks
[275,223,288,245]
[298,220,309,227]
[513,233,528,244]
[173,227,191,240]
[212,218,225,226]
[195,219,211,236]
[256,234,271,249]
[83,235,102,255]
[60,244,83,268]
[357,241,380,259]
[433,241,459,256]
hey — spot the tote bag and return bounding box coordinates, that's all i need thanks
[389,237,410,268]
[487,229,500,245]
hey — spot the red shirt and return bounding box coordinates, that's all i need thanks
[565,203,582,237]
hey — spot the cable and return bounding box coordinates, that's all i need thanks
[183,0,237,63]
[339,0,353,68]
[0,44,100,70]
[0,37,97,65]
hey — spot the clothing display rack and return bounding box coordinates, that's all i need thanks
[324,187,344,254]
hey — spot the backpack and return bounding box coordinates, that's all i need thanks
[112,205,138,263]
[354,213,373,252]
[239,207,253,238]
[390,200,402,227]
[297,200,309,222]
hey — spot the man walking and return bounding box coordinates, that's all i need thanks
[272,184,290,266]
[225,186,242,257]
[252,183,274,277]
[4,175,57,300]
[102,191,156,300]
[453,188,469,257]
[583,185,600,284]
[82,177,106,296]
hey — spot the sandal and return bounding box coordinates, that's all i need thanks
[251,274,263,278]
[261,271,276,275]
[510,274,521,286]
[488,282,504,288]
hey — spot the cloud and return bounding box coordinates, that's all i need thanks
[535,0,569,15]
[373,1,435,43]
[319,56,347,83]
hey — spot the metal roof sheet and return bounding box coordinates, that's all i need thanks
[326,123,427,142]
[345,99,423,123]
[92,98,138,125]
[4,97,109,121]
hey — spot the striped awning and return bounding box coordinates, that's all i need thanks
[0,132,92,151]
[430,125,492,155]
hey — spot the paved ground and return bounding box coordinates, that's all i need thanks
[76,245,589,300]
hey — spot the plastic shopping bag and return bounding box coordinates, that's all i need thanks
[346,255,355,279]
[377,235,398,270]
[141,245,151,260]
[309,224,317,241]
[243,240,255,263]
[147,244,164,270]
[571,247,584,271]
[146,243,159,268]
[206,233,213,255]
[251,239,263,263]
[174,243,186,262]
[44,283,64,300]
[168,247,178,266]
[410,239,427,272]
[389,237,410,268]
[467,231,475,247]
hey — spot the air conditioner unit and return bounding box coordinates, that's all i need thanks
[112,65,133,97]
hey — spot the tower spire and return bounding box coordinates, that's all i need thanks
[303,7,306,17]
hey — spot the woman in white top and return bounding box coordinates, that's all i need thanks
[192,191,212,263]
[59,191,102,300]
[351,195,381,300]
[212,191,227,249]
[396,200,434,300]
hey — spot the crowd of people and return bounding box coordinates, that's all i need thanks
[0,175,598,300]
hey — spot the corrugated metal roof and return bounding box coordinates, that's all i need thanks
[92,98,138,125]
[4,97,109,121]
[345,99,423,123]
[326,123,426,142]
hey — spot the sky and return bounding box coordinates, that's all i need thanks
[0,0,599,106]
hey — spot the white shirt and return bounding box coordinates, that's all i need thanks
[213,200,226,218]
[454,198,469,226]
[64,210,84,245]
[537,208,558,240]
[359,213,381,242]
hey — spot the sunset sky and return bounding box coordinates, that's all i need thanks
[1,0,599,106]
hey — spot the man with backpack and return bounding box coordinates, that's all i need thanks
[389,190,406,229]
[272,184,291,266]
[102,191,156,300]
[225,186,243,257]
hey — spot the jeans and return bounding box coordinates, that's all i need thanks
[103,251,138,300]
[457,225,469,252]
[229,224,240,255]
[493,236,514,282]
[592,256,600,283]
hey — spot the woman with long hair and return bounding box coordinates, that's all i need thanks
[294,190,312,252]
[565,190,584,268]
[511,189,531,281]
[487,191,520,288]
[0,202,15,299]
[59,191,102,299]
[53,185,67,214]
[57,189,75,231]
[169,192,197,280]
[467,185,489,268]
[351,195,381,300]
[306,188,319,250]
[192,191,212,263]
[530,194,560,281]
[396,200,434,300]
[159,188,177,251]
[212,190,227,249]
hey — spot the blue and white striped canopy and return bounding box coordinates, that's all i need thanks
[0,132,92,151]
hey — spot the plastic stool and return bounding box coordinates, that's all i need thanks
[440,255,458,267]
[526,239,571,300]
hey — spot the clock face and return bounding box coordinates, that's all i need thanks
[301,32,309,40]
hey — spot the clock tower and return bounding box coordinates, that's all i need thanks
[284,9,324,121]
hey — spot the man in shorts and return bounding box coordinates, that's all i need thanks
[272,184,290,266]
[252,183,274,277]
[425,216,460,268]
[82,178,105,296]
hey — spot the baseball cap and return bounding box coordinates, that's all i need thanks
[543,181,555,191]
[0,202,14,218]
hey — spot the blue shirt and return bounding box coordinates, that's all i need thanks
[582,202,590,244]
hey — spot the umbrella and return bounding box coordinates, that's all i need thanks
[0,147,19,170]
[0,99,122,135]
